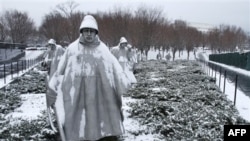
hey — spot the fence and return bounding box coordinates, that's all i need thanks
[209,51,250,71]
[0,57,43,84]
[0,42,27,49]
[197,59,250,106]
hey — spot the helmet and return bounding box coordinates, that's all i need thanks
[127,44,132,48]
[79,15,98,34]
[48,39,56,45]
[119,37,127,44]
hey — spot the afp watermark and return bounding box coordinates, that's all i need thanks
[224,125,250,140]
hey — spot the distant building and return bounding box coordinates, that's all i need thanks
[188,22,215,33]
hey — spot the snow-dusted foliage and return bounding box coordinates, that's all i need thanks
[125,60,249,140]
[0,60,249,140]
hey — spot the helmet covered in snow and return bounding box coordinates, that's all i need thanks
[119,37,127,44]
[79,15,98,34]
[48,39,56,45]
[127,44,132,48]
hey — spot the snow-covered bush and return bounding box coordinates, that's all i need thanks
[125,60,249,140]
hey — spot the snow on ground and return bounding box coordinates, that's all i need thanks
[6,94,46,121]
[197,49,250,122]
[21,50,45,60]
[218,75,250,121]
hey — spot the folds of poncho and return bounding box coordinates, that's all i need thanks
[44,45,65,79]
[49,38,129,141]
[110,46,137,84]
[44,45,65,103]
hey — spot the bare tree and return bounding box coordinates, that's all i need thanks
[39,12,67,44]
[168,24,178,61]
[235,27,247,50]
[173,20,187,58]
[2,10,35,43]
[201,32,208,49]
[96,7,132,47]
[154,19,170,56]
[40,0,83,45]
[56,0,79,18]
[208,28,221,52]
[0,20,8,42]
[65,11,84,42]
[55,0,83,42]
[134,5,164,57]
[185,27,199,60]
[95,13,114,46]
[37,2,247,55]
[207,25,247,52]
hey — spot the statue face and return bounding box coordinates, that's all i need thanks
[82,28,97,43]
[120,43,127,48]
[48,44,56,50]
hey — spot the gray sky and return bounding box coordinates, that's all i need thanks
[1,0,249,32]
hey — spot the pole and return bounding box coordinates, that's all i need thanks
[234,75,238,106]
[219,67,221,88]
[11,62,13,79]
[4,64,6,84]
[223,70,227,94]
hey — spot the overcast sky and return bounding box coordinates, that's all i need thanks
[1,0,249,32]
